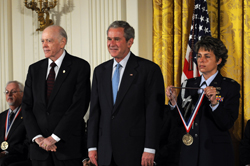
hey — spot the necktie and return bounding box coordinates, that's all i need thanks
[112,63,121,104]
[9,111,15,126]
[47,62,57,101]
[199,81,207,94]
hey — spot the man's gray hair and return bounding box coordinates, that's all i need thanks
[47,25,68,44]
[107,20,135,41]
[5,81,24,92]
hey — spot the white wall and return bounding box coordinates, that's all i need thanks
[0,0,152,119]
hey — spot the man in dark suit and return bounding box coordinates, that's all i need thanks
[166,36,240,166]
[0,81,30,166]
[22,25,91,166]
[87,20,165,166]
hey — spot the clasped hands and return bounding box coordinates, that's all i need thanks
[166,85,218,106]
[35,136,57,152]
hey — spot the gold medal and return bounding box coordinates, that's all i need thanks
[182,133,193,146]
[1,141,8,150]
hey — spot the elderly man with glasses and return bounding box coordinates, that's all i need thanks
[0,81,31,166]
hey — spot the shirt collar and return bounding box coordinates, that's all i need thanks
[48,50,66,68]
[113,52,131,68]
[8,105,21,114]
[200,71,218,86]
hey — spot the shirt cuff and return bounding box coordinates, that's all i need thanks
[88,147,97,152]
[168,101,176,110]
[51,134,60,142]
[144,148,155,154]
[32,135,43,142]
[210,102,219,111]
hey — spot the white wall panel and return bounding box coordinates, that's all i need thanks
[0,0,153,117]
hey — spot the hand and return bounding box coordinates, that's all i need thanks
[35,136,45,145]
[83,159,96,166]
[166,85,177,106]
[88,150,98,166]
[40,136,57,152]
[141,152,155,166]
[83,159,89,166]
[204,86,218,106]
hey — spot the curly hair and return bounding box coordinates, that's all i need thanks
[194,36,228,70]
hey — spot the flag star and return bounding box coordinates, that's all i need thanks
[198,36,202,40]
[199,25,203,31]
[204,27,209,33]
[189,34,193,40]
[192,24,194,28]
[194,14,198,19]
[202,7,206,12]
[206,18,209,23]
[200,16,204,22]
[195,4,199,9]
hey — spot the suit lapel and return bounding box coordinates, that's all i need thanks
[47,52,71,108]
[0,111,7,140]
[39,60,48,105]
[102,60,114,109]
[209,72,223,88]
[8,112,23,139]
[113,54,138,113]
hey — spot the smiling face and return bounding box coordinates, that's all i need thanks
[5,83,23,110]
[197,48,222,80]
[107,27,133,63]
[41,26,66,61]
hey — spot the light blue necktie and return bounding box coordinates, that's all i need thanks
[112,63,121,104]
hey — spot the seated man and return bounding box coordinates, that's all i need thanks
[0,81,30,166]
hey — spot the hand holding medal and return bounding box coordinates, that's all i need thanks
[166,86,177,106]
[204,86,219,106]
[167,86,205,146]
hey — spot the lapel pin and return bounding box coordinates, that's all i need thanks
[130,74,133,76]
[63,70,66,73]
[21,117,23,119]
[214,82,217,84]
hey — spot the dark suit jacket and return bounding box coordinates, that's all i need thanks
[87,53,165,166]
[154,105,184,166]
[176,73,240,166]
[0,109,28,156]
[22,51,90,160]
[240,120,250,166]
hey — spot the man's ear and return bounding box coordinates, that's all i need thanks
[127,38,134,48]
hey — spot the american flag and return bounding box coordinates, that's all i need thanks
[181,0,211,83]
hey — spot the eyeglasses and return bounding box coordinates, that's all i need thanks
[4,90,23,95]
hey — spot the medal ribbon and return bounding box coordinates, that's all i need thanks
[4,106,22,141]
[171,88,205,133]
